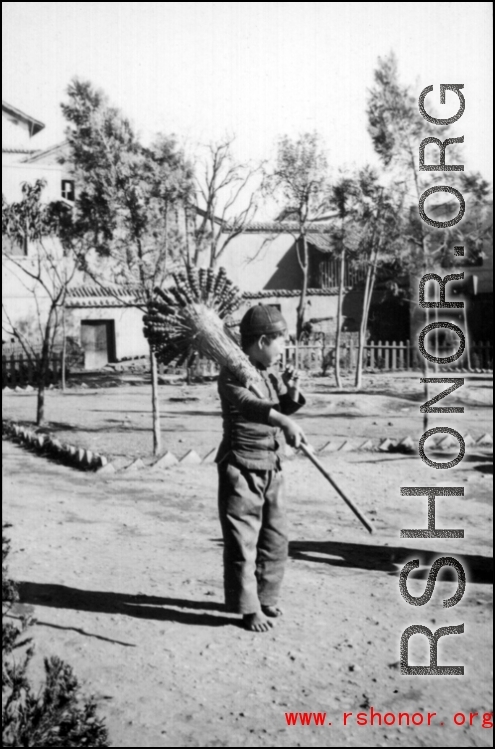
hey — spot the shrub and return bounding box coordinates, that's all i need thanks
[2,525,110,747]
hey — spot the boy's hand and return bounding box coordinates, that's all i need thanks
[282,365,300,401]
[281,416,307,449]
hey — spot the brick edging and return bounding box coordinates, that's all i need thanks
[2,420,108,471]
[3,420,492,476]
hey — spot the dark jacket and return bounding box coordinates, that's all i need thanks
[215,363,305,470]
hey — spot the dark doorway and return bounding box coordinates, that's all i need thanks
[80,320,116,370]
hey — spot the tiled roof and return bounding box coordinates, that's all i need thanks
[65,284,340,308]
[243,288,339,298]
[2,101,45,135]
[194,206,333,235]
[22,142,69,163]
[67,285,146,306]
[241,222,332,234]
[66,298,143,308]
[66,285,146,306]
[67,285,144,298]
[2,148,39,154]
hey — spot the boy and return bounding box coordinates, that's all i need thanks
[215,304,307,632]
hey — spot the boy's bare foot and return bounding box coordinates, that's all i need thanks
[243,611,275,632]
[261,605,284,618]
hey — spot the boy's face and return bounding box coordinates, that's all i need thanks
[252,332,286,367]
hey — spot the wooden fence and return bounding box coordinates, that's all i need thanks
[2,352,63,389]
[283,340,493,373]
[162,340,492,377]
[3,341,492,387]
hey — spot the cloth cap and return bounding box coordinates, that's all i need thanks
[240,304,287,337]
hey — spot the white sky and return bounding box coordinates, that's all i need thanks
[2,2,493,183]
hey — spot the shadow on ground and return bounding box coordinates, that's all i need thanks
[474,463,493,474]
[17,583,233,627]
[288,540,493,583]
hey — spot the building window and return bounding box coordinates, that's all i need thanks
[61,179,75,201]
[318,258,366,289]
[2,235,28,257]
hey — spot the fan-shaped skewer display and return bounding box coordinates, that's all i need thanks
[143,265,263,387]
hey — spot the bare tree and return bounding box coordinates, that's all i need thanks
[349,171,405,389]
[326,176,363,387]
[2,181,78,424]
[193,136,261,268]
[263,132,332,340]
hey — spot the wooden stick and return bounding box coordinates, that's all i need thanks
[298,443,373,534]
[250,382,373,534]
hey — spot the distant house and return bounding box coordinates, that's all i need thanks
[213,222,414,342]
[62,220,352,366]
[64,219,393,368]
[2,101,45,163]
[2,101,78,355]
[3,100,74,201]
[4,100,490,371]
[63,286,147,369]
[54,210,495,369]
[0,101,412,368]
[215,222,356,339]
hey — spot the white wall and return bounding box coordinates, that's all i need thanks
[67,306,149,360]
[236,294,339,339]
[3,162,72,203]
[2,158,79,340]
[2,113,34,149]
[209,233,296,292]
[68,295,339,363]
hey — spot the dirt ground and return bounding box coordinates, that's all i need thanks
[3,375,493,747]
[3,373,493,462]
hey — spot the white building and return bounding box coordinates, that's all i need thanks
[2,101,45,160]
[6,100,445,372]
[2,102,84,359]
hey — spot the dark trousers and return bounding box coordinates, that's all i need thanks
[217,461,288,614]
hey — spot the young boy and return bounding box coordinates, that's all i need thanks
[215,304,307,632]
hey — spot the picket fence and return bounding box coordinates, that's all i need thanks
[3,340,493,388]
[2,352,63,389]
[283,339,493,373]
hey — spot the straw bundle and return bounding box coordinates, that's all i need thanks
[143,265,262,387]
